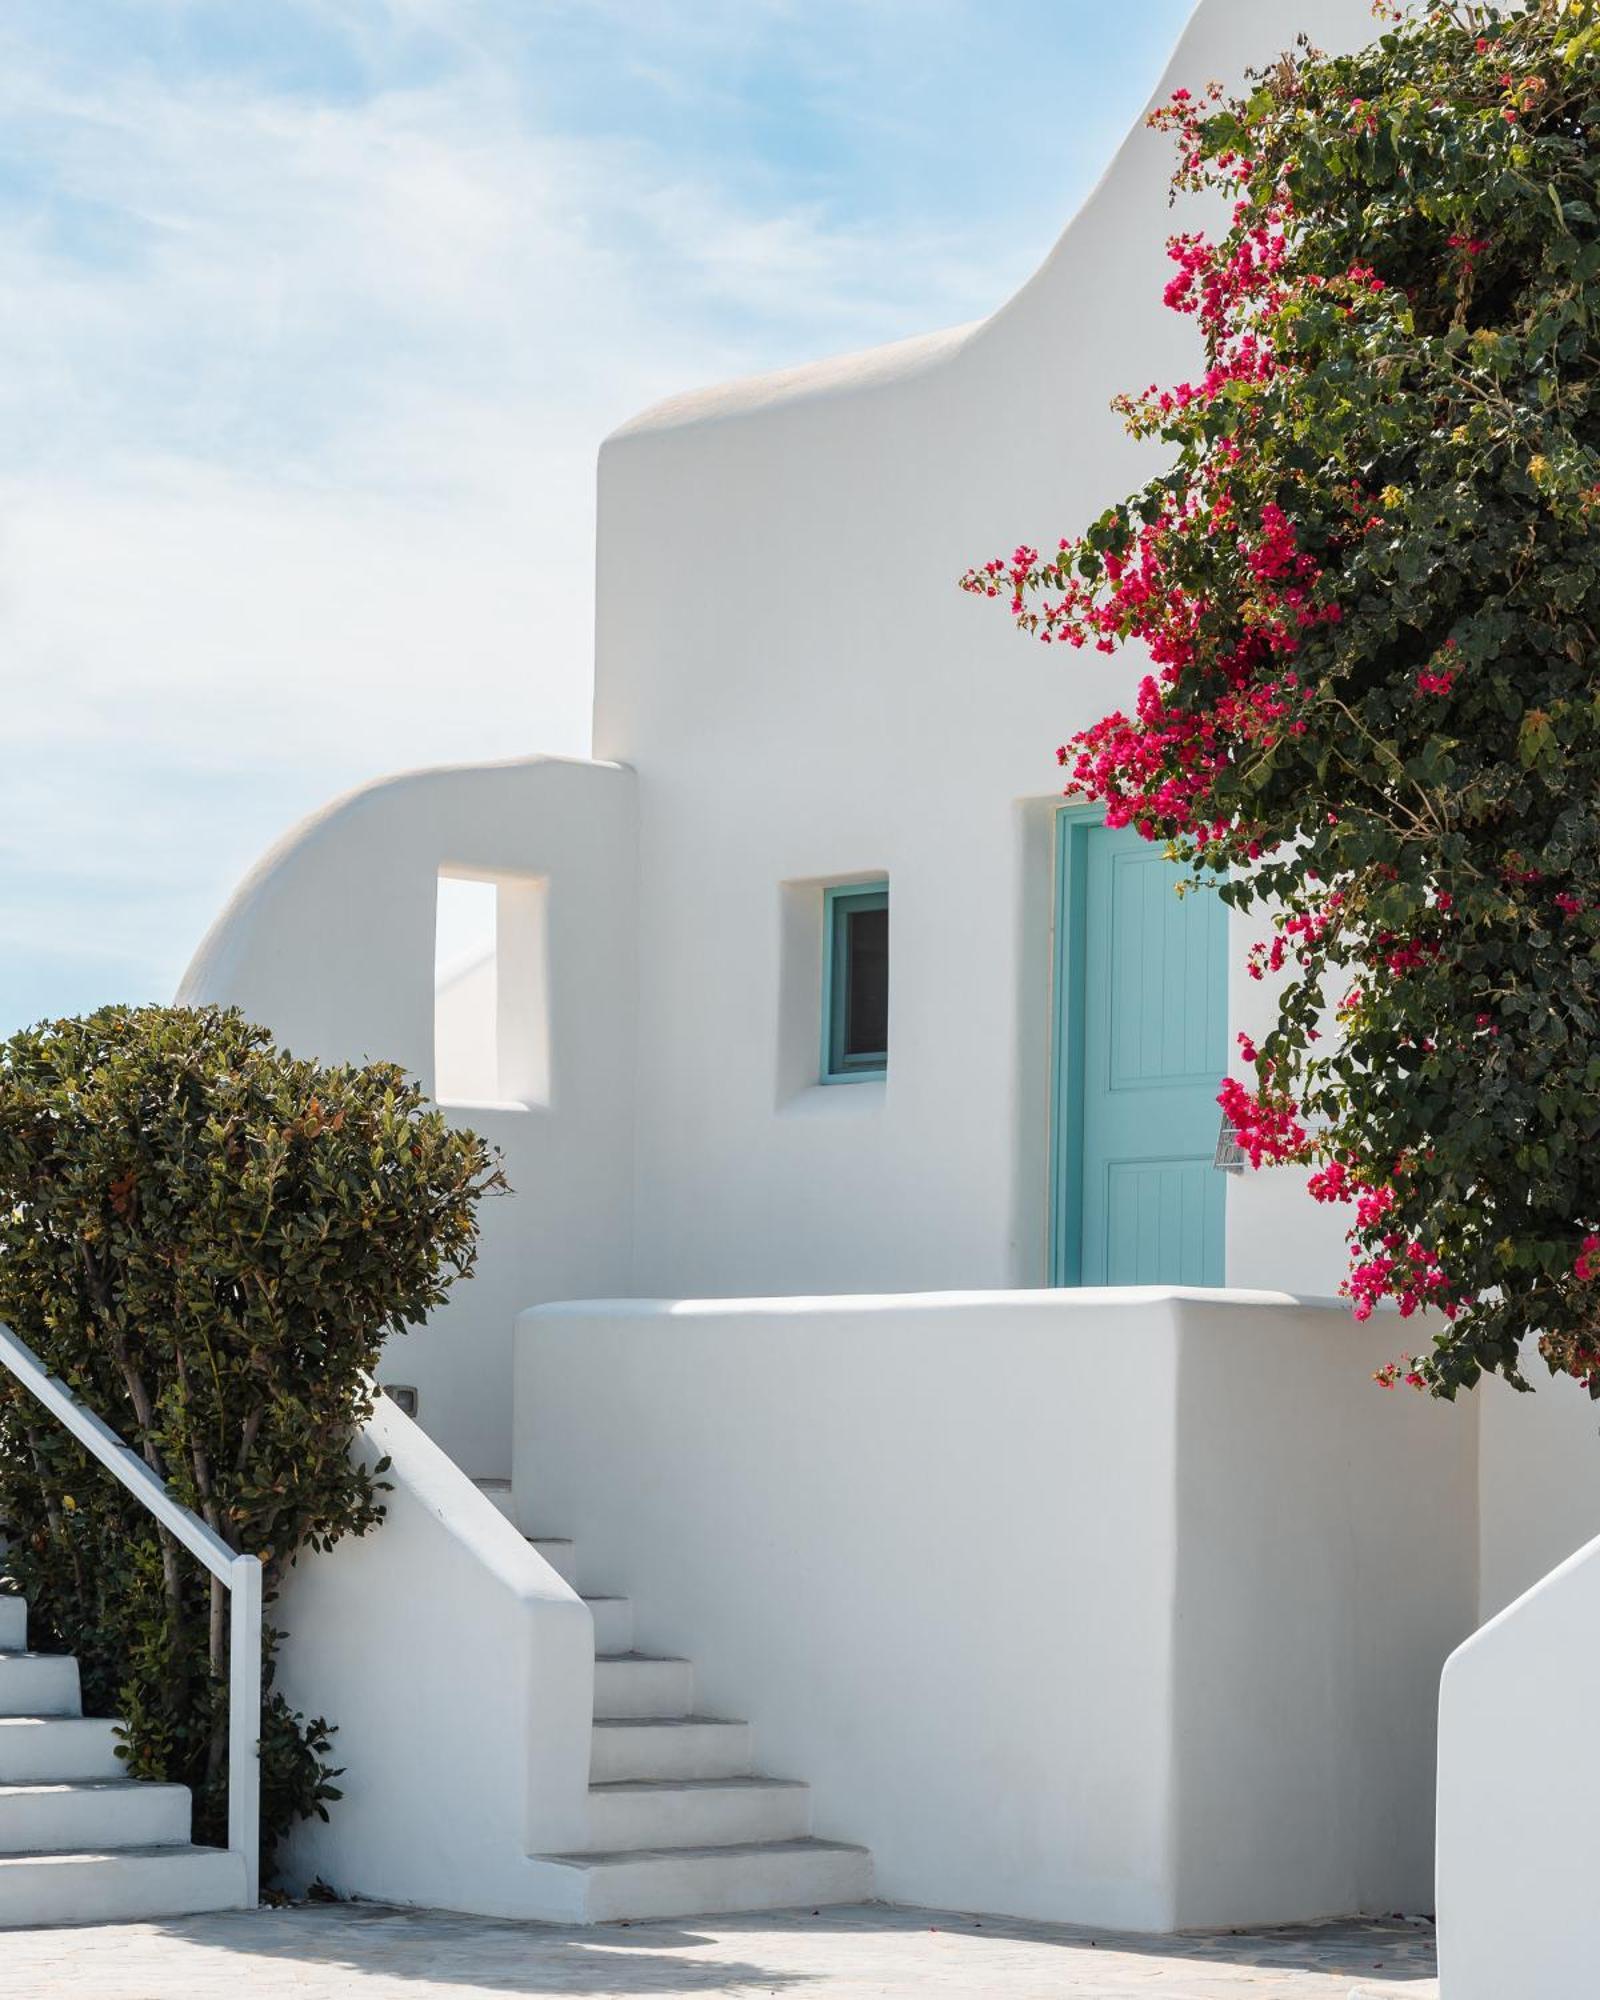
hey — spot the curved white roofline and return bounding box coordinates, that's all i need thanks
[606,320,978,444]
[606,0,1380,445]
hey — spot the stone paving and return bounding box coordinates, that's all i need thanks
[0,1900,1439,1999]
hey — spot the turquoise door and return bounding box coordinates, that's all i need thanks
[1051,812,1228,1287]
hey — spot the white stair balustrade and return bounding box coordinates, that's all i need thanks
[0,1321,258,1926]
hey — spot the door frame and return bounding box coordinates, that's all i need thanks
[1047,804,1103,1286]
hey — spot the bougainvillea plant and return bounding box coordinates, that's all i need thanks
[965,0,1600,1399]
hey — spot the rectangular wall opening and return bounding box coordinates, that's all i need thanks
[434,870,550,1109]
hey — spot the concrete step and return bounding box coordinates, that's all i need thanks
[0,1719,125,1785]
[593,1654,694,1721]
[591,1716,754,1784]
[536,1835,873,1923]
[529,1539,578,1587]
[0,1781,191,1855]
[584,1597,634,1654]
[0,1600,24,1652]
[475,1480,518,1527]
[586,1777,810,1851]
[0,1656,80,1719]
[0,1844,248,1927]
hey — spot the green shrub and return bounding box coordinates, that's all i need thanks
[0,1004,505,1873]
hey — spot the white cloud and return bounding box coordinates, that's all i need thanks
[0,0,1190,1030]
[0,61,963,1010]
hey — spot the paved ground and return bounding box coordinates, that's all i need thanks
[0,1900,1439,1998]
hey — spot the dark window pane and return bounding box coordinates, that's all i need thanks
[844,905,888,1059]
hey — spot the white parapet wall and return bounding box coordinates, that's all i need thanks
[517,1287,1478,1931]
[272,1392,595,1913]
[1436,1527,1600,1998]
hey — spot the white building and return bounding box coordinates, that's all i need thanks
[8,0,1598,1989]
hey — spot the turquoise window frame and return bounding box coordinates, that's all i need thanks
[821,881,889,1084]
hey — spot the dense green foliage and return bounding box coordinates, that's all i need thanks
[971,2,1600,1397]
[0,1005,505,1868]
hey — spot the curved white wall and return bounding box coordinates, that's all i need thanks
[592,0,1378,1303]
[179,755,637,1475]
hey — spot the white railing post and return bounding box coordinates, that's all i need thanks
[0,1320,260,1907]
[228,1553,262,1907]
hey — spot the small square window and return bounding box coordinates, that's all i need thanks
[822,882,888,1083]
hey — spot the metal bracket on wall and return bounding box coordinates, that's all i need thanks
[1213,1113,1246,1176]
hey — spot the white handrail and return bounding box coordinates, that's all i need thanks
[0,1320,260,1905]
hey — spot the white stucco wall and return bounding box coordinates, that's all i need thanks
[1165,1296,1477,1928]
[591,0,1379,1305]
[177,0,1408,1481]
[163,4,1600,1960]
[179,755,637,1476]
[517,1288,1477,1930]
[1476,1356,1600,1620]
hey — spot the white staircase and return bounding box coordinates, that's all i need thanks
[0,1592,248,1927]
[479,1483,873,1923]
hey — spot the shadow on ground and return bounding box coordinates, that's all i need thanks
[110,1898,1438,1995]
[145,1900,816,1994]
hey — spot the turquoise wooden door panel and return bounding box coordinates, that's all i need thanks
[1052,814,1228,1287]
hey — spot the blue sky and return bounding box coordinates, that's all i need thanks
[0,0,1193,1036]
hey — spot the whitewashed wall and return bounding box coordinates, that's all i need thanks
[517,1288,1477,1930]
[1476,1355,1600,1619]
[180,755,637,1476]
[165,2,1599,1961]
[180,0,1383,1476]
[592,0,1379,1306]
